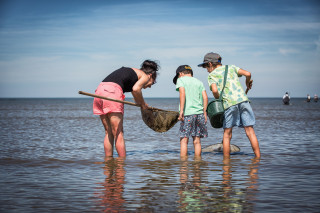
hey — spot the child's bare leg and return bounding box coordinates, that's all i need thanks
[192,136,201,156]
[180,137,189,157]
[223,128,232,157]
[244,126,261,159]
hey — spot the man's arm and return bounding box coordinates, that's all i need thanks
[238,68,252,90]
[210,83,220,99]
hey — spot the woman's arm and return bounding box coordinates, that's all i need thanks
[131,74,149,109]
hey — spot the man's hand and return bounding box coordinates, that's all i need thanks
[245,80,253,94]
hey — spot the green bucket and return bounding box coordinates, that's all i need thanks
[207,100,224,128]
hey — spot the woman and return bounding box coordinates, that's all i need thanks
[93,60,160,157]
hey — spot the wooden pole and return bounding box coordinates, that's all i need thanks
[78,91,177,113]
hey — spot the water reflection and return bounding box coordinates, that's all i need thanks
[178,157,260,212]
[95,157,126,212]
[93,156,260,212]
[178,156,208,212]
[244,158,260,212]
[219,158,244,212]
[218,157,260,212]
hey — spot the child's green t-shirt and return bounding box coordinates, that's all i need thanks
[176,76,206,116]
[208,65,249,109]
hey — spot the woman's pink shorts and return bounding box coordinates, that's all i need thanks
[93,82,125,115]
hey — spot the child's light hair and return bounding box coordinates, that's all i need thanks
[180,70,193,76]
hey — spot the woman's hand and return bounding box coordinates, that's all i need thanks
[141,103,149,110]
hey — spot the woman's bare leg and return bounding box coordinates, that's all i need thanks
[100,114,114,157]
[108,113,126,157]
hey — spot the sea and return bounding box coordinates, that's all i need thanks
[0,98,319,212]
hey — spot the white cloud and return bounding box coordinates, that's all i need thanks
[278,48,299,55]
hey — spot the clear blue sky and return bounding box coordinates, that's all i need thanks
[1,0,319,98]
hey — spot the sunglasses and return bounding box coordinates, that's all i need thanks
[203,63,209,68]
[151,78,156,85]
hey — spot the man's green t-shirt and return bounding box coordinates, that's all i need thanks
[176,76,206,116]
[208,65,249,109]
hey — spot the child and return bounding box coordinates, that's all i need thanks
[198,52,261,158]
[173,65,208,157]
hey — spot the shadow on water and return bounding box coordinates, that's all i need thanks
[128,149,249,156]
[127,149,180,156]
[92,156,261,212]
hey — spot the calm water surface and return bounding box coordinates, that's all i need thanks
[0,98,320,212]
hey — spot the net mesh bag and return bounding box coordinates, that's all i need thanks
[141,108,179,133]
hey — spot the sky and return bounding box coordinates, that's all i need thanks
[0,0,319,98]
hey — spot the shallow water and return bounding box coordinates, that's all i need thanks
[0,98,320,212]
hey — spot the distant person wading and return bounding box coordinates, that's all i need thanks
[93,60,160,157]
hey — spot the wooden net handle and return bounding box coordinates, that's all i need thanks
[78,91,177,113]
[79,91,140,107]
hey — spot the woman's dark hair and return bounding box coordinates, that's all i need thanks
[140,60,160,83]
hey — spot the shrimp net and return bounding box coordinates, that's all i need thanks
[141,108,179,133]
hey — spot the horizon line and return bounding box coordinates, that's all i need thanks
[0,96,314,99]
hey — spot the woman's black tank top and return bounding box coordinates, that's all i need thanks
[102,67,138,93]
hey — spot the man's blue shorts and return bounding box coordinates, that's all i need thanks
[223,101,255,129]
